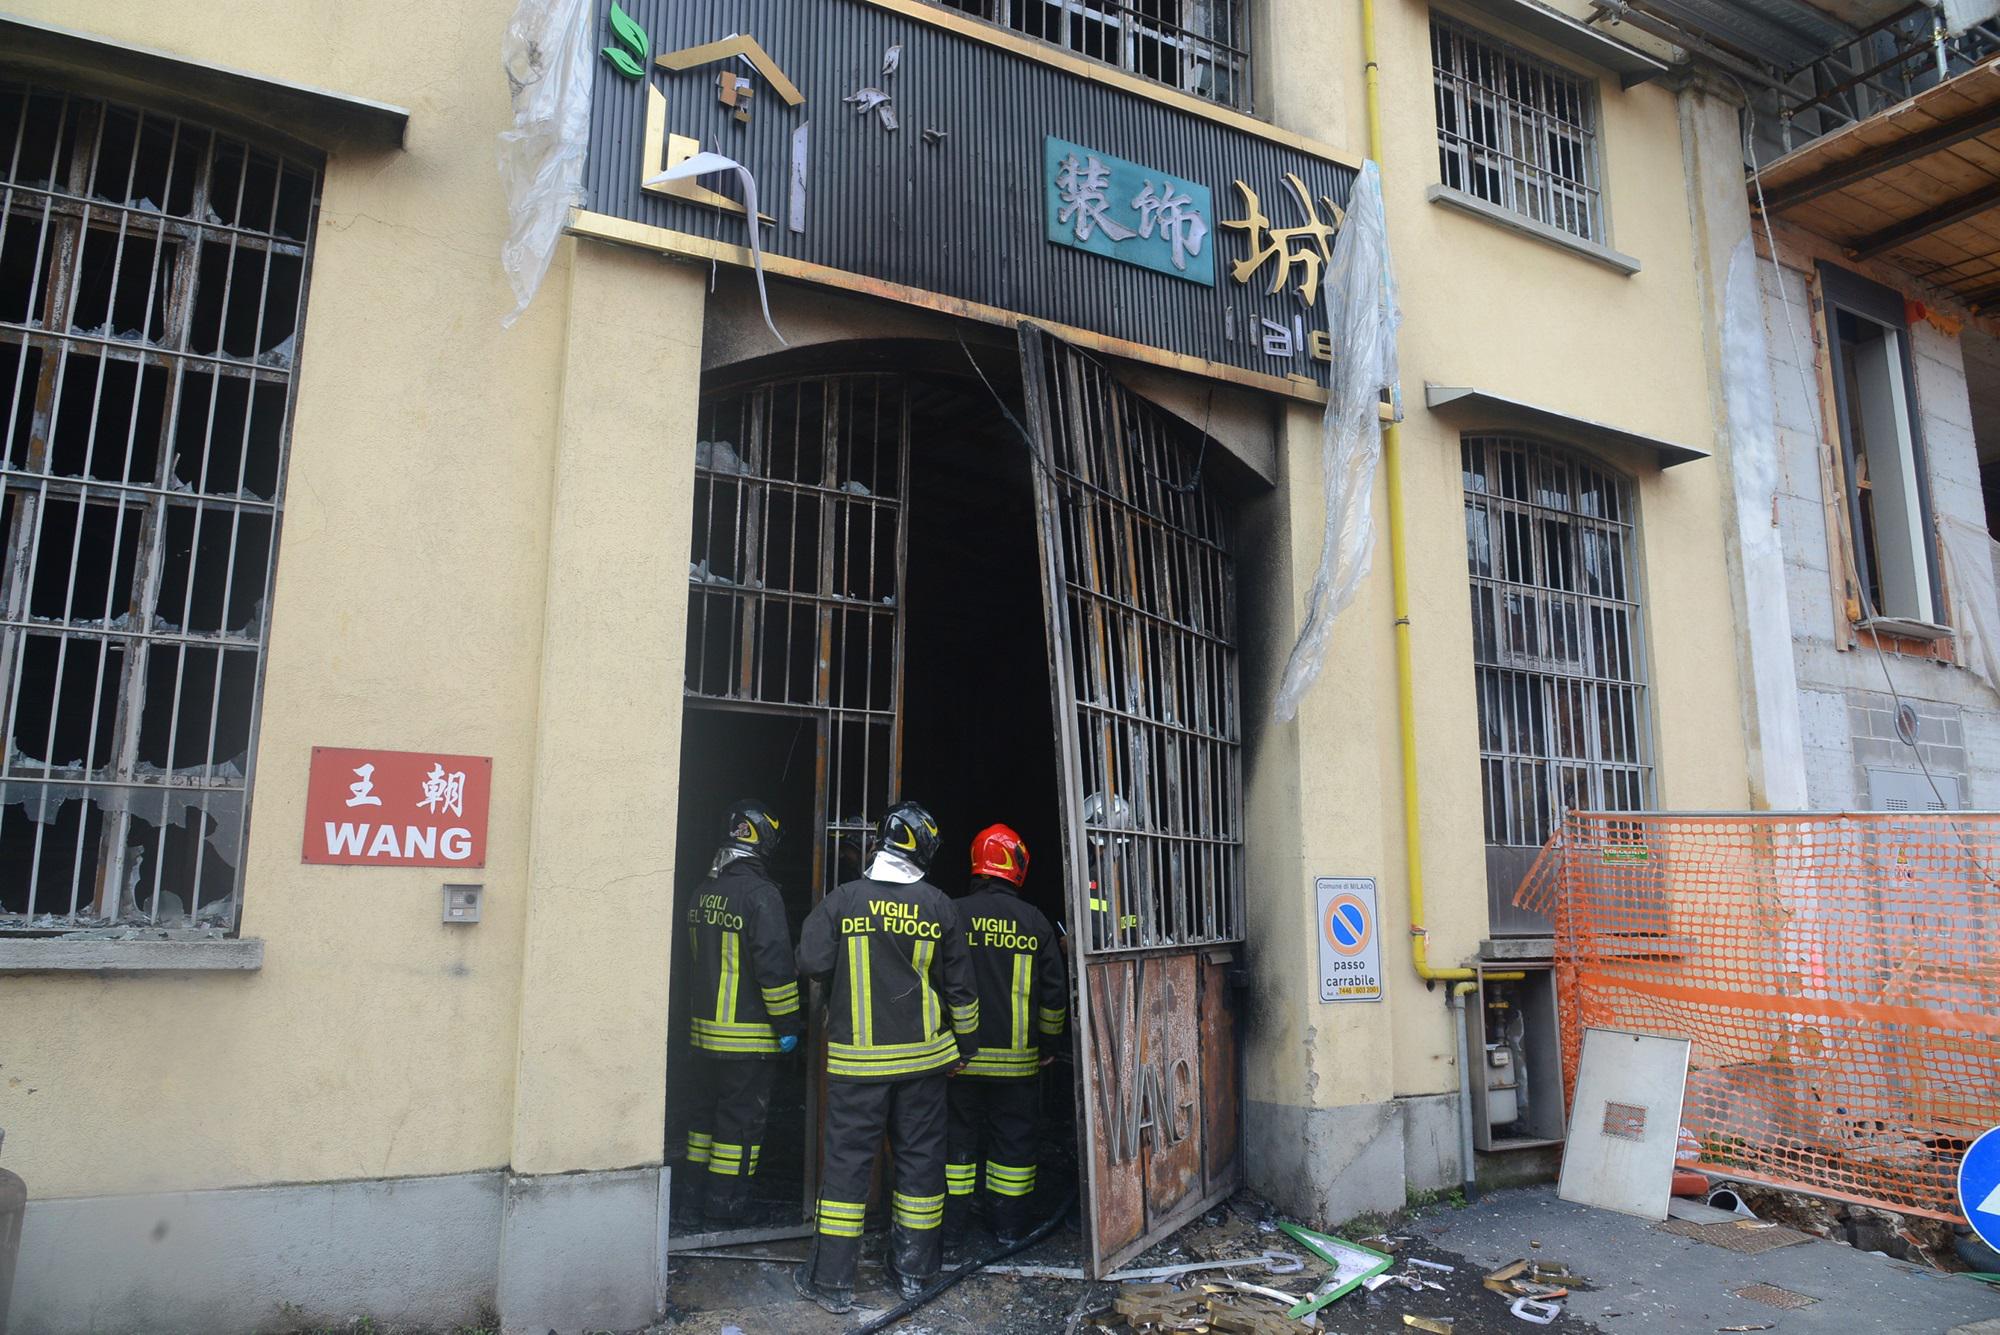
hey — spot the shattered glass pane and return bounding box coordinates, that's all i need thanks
[0,81,314,928]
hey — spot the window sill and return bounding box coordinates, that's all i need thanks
[1426,185,1642,276]
[1857,616,1953,643]
[0,935,263,974]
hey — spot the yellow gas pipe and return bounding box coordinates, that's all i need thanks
[1359,0,1520,990]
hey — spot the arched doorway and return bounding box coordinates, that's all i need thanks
[666,330,1249,1274]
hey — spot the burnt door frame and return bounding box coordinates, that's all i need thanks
[673,372,912,1250]
[1018,324,1246,1277]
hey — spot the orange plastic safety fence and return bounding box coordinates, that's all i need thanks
[1515,811,2000,1223]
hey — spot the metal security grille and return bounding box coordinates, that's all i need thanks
[0,85,316,931]
[1432,13,1604,243]
[686,375,908,894]
[933,0,1249,109]
[1022,329,1242,955]
[1019,325,1244,1278]
[1463,436,1651,904]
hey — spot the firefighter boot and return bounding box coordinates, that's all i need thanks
[670,1167,706,1230]
[990,1187,1033,1248]
[943,1192,972,1248]
[887,1228,934,1303]
[793,1261,854,1316]
[704,1171,751,1225]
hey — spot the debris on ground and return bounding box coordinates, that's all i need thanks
[659,1189,1616,1333]
[1481,1258,1573,1302]
[1716,1179,1972,1269]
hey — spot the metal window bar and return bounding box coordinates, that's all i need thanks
[684,376,910,900]
[1431,13,1604,244]
[931,0,1250,110]
[1462,435,1653,857]
[1038,340,1243,955]
[0,85,315,932]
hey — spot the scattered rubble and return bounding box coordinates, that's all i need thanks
[661,1191,1606,1333]
[1715,1180,1974,1271]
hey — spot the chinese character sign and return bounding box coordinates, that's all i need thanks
[1045,137,1215,286]
[1221,173,1344,308]
[303,747,493,867]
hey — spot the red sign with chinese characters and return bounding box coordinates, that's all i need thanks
[303,747,493,867]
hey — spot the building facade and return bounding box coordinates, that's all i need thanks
[1668,2,2000,820]
[0,2,1754,1330]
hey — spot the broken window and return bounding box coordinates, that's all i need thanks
[1432,13,1604,244]
[1463,436,1652,930]
[686,376,909,893]
[1822,265,1943,629]
[0,85,316,931]
[931,1,1249,109]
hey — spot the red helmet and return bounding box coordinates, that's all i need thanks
[970,824,1029,886]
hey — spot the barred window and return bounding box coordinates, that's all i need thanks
[933,1,1248,109]
[1463,437,1652,881]
[1432,13,1604,243]
[0,85,316,932]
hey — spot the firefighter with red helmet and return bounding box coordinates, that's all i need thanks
[675,798,803,1228]
[945,823,1068,1245]
[793,800,978,1313]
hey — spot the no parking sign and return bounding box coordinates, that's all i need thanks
[1316,876,1382,1003]
[1962,1125,2000,1254]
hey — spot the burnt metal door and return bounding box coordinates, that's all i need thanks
[675,373,911,1248]
[1018,325,1245,1276]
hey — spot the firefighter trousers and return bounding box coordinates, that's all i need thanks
[808,1074,947,1295]
[945,1074,1041,1238]
[683,1054,776,1217]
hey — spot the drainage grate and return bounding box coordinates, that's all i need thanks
[1733,1282,1818,1309]
[1658,1219,1815,1254]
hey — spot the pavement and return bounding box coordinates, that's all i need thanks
[1399,1187,2000,1334]
[654,1186,2000,1334]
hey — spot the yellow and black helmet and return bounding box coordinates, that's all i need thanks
[723,798,782,855]
[878,800,941,871]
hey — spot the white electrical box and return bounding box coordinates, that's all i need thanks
[443,883,483,924]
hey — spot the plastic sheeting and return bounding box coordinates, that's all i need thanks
[1940,514,2000,696]
[1271,161,1400,723]
[498,0,593,328]
[1723,235,1809,809]
[642,151,786,344]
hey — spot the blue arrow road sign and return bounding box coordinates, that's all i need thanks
[1961,1125,2000,1254]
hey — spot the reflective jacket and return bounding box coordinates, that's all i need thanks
[797,872,979,1082]
[686,858,802,1058]
[953,876,1068,1078]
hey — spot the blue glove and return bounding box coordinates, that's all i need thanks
[778,1034,799,1054]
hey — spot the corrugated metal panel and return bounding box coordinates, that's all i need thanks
[583,0,1355,389]
[1638,0,1902,68]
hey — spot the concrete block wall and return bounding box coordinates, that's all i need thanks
[1755,258,2000,812]
[1847,689,1968,802]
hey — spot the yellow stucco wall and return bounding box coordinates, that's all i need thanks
[1,0,1752,1211]
[1,0,583,1198]
[1249,0,1753,1121]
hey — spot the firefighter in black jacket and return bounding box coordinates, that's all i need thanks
[946,824,1068,1244]
[793,800,978,1313]
[676,799,802,1228]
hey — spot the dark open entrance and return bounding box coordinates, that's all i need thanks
[665,707,818,1235]
[665,336,1250,1268]
[900,377,1065,917]
[665,353,1076,1247]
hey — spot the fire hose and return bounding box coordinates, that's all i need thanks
[845,1188,1079,1335]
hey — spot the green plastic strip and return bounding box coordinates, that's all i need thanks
[1277,1222,1395,1319]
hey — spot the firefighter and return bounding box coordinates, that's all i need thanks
[674,798,802,1229]
[793,800,978,1313]
[946,824,1067,1246]
[1083,790,1140,949]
